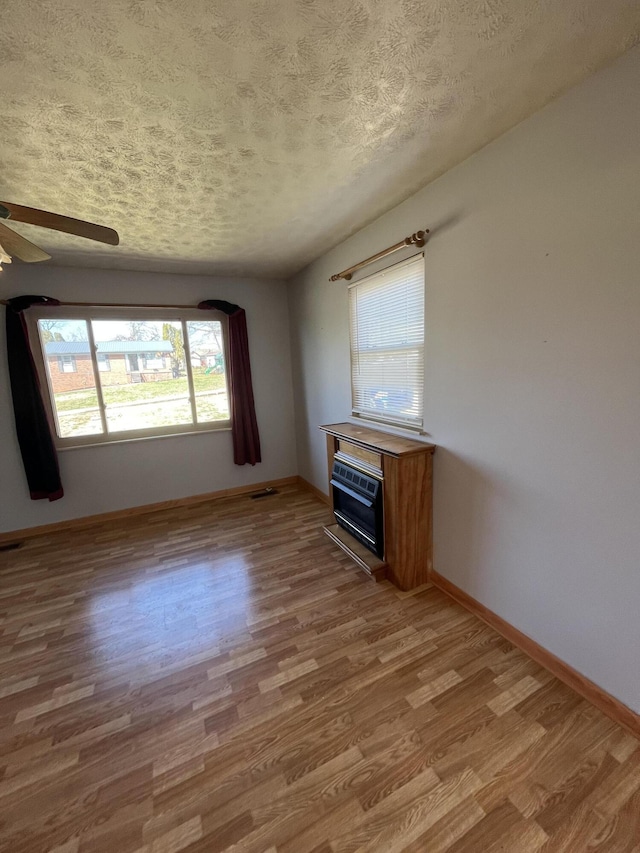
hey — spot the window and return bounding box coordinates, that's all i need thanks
[348,254,425,430]
[142,353,165,370]
[30,308,230,446]
[58,354,77,373]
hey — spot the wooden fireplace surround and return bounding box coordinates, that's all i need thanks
[320,423,435,591]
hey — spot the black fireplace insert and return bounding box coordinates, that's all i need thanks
[330,458,384,558]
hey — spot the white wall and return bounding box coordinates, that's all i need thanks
[288,46,640,713]
[1,266,297,532]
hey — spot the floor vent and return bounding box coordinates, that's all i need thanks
[250,487,279,500]
[0,541,23,552]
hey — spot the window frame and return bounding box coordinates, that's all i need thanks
[27,305,231,449]
[348,252,425,432]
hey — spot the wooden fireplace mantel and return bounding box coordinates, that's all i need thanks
[320,422,435,590]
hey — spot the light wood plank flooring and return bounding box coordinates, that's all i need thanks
[0,485,638,852]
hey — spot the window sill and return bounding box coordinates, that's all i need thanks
[349,414,430,440]
[57,424,232,451]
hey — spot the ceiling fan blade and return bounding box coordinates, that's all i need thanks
[0,201,119,246]
[0,221,52,262]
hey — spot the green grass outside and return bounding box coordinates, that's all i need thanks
[57,395,229,437]
[53,369,226,412]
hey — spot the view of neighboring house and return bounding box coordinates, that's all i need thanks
[45,341,175,393]
[190,350,224,370]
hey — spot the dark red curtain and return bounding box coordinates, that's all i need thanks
[6,296,64,501]
[197,300,261,466]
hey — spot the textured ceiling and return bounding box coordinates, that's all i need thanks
[1,0,639,278]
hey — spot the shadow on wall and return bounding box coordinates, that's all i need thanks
[432,447,518,598]
[425,212,464,241]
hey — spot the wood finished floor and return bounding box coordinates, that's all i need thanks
[0,485,638,853]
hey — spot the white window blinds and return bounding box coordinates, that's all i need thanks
[349,254,425,429]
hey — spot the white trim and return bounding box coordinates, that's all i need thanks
[181,318,199,426]
[57,422,232,450]
[347,414,431,440]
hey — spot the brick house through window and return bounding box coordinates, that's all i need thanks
[45,341,174,393]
